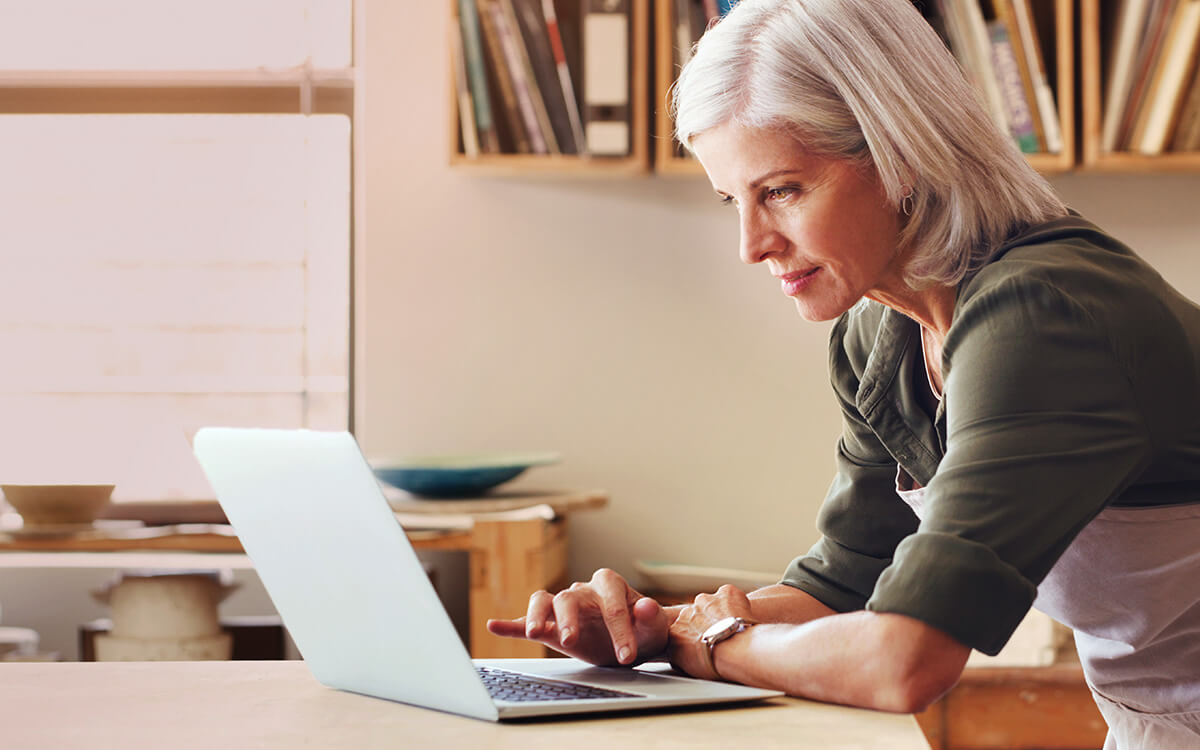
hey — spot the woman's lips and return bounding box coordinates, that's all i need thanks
[778,268,820,296]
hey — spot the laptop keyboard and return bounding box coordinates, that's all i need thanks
[476,665,645,702]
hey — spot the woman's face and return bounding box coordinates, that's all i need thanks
[691,122,907,322]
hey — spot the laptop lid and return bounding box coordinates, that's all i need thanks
[194,427,499,720]
[193,427,784,721]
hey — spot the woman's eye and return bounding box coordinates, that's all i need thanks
[766,187,795,201]
[719,195,737,208]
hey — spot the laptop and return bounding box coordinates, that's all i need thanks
[192,427,784,721]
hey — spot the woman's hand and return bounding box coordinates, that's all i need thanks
[485,568,672,666]
[668,584,755,680]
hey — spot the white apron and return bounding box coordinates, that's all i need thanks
[896,468,1200,749]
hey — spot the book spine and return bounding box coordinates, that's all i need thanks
[988,20,1039,153]
[511,0,575,154]
[675,0,695,67]
[1170,64,1200,150]
[491,1,550,153]
[962,0,1011,135]
[1135,0,1200,155]
[500,0,559,154]
[933,0,1004,133]
[1117,0,1176,150]
[1101,0,1152,152]
[992,0,1045,151]
[583,0,631,156]
[476,0,532,153]
[458,0,499,153]
[543,0,586,154]
[450,19,481,157]
[1011,0,1062,153]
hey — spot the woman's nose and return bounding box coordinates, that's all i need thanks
[738,208,782,265]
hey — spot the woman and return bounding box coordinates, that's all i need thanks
[487,0,1200,745]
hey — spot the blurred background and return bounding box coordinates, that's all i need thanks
[1,0,1198,662]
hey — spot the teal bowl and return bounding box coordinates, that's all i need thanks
[370,453,560,498]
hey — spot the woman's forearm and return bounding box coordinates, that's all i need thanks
[712,609,969,712]
[746,583,838,623]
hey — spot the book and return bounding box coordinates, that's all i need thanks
[582,0,631,156]
[551,0,585,128]
[988,20,1040,153]
[934,0,1008,135]
[675,0,697,68]
[542,0,586,155]
[476,0,532,153]
[492,0,554,153]
[1116,0,1176,150]
[961,0,1011,135]
[511,0,578,153]
[450,20,481,157]
[991,0,1045,151]
[1010,0,1062,153]
[1170,63,1200,150]
[499,0,560,154]
[458,0,500,154]
[1133,0,1200,154]
[1102,0,1152,152]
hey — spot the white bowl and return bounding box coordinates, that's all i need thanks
[1,484,115,527]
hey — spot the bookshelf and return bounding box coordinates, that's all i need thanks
[448,0,651,176]
[1081,0,1200,172]
[653,0,1075,176]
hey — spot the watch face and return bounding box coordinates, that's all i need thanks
[702,616,743,644]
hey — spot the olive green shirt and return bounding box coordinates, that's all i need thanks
[781,215,1200,655]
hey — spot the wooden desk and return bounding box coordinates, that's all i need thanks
[0,661,931,749]
[0,489,607,659]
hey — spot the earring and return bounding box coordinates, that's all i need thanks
[900,185,915,217]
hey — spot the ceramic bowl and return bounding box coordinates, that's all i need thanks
[370,453,560,498]
[1,484,116,527]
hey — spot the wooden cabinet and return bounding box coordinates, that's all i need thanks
[653,0,1075,176]
[449,0,651,175]
[1080,0,1200,171]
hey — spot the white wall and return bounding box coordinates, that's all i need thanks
[3,1,1199,659]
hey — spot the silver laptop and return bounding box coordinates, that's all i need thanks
[192,427,783,721]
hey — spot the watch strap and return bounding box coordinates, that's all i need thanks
[699,616,757,681]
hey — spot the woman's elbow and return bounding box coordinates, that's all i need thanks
[870,616,969,713]
[876,662,961,713]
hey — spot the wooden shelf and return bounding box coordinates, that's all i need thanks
[449,0,651,176]
[652,0,697,176]
[1080,0,1200,172]
[447,150,651,176]
[451,0,1200,176]
[653,0,1074,176]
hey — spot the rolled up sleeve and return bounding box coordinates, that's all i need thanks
[782,310,920,612]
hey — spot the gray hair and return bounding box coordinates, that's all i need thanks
[670,0,1067,287]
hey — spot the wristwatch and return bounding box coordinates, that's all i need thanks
[699,616,756,680]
